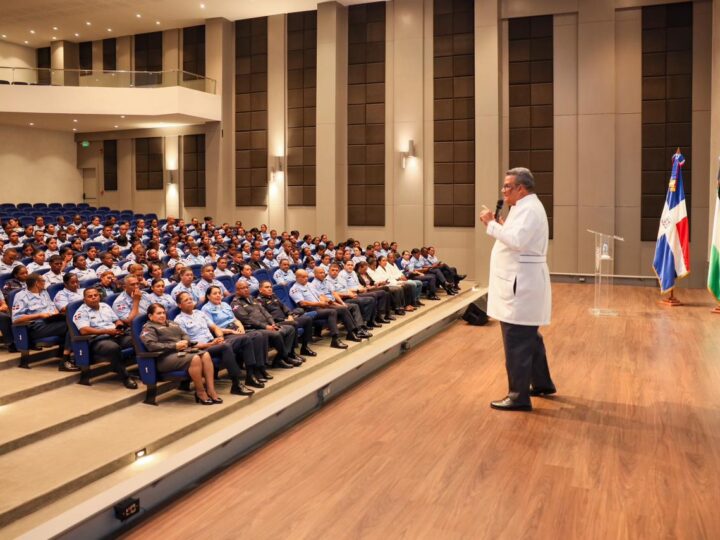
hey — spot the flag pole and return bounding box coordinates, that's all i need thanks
[711,156,720,314]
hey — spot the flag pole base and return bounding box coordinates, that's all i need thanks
[659,291,682,306]
[712,306,720,314]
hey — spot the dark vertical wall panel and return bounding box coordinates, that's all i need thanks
[183,134,206,207]
[134,31,163,86]
[135,137,164,190]
[508,15,554,237]
[79,41,92,72]
[103,39,117,71]
[183,25,206,79]
[641,2,693,241]
[433,0,475,227]
[235,17,268,206]
[348,2,386,227]
[287,10,317,207]
[36,47,51,85]
[103,140,118,191]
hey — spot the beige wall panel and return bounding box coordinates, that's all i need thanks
[550,204,579,272]
[116,36,132,71]
[687,206,709,287]
[614,9,640,115]
[285,207,317,234]
[502,0,578,19]
[578,22,615,115]
[640,241,656,276]
[578,205,615,272]
[553,15,578,117]
[92,41,103,73]
[554,115,579,206]
[236,208,269,228]
[578,113,615,207]
[614,205,641,275]
[615,113,641,207]
[267,14,287,231]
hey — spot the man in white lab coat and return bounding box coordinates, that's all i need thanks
[480,167,555,411]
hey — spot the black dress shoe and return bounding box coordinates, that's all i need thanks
[457,274,466,281]
[59,360,81,372]
[272,359,294,369]
[123,377,138,390]
[346,332,362,342]
[366,321,382,329]
[257,367,274,380]
[300,346,317,357]
[195,393,214,405]
[331,337,348,349]
[254,372,268,383]
[529,387,556,397]
[395,309,406,316]
[8,344,18,353]
[490,397,532,411]
[415,301,425,307]
[231,383,254,396]
[357,329,372,339]
[290,353,306,363]
[285,357,302,367]
[245,375,265,389]
[427,295,441,301]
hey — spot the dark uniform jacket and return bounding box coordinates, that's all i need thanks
[248,260,269,271]
[231,296,275,329]
[256,294,304,323]
[140,320,191,355]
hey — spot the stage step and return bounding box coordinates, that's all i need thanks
[0,286,480,533]
[0,347,56,371]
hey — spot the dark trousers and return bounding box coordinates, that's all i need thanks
[440,264,459,284]
[386,286,404,310]
[90,334,133,377]
[328,305,357,332]
[0,312,12,346]
[29,320,71,350]
[500,322,554,405]
[359,291,386,318]
[225,332,266,368]
[347,296,376,324]
[426,268,447,285]
[206,342,243,378]
[256,325,295,360]
[279,314,313,348]
[415,274,437,296]
[400,283,415,305]
[313,308,340,336]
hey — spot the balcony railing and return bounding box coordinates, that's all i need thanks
[0,67,216,94]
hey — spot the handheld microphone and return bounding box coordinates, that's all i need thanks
[494,199,504,221]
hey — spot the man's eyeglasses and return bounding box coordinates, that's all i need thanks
[501,183,518,192]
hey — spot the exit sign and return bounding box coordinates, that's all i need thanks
[81,140,90,148]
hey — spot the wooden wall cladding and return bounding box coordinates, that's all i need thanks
[183,134,206,207]
[433,0,475,228]
[235,17,269,207]
[347,2,386,227]
[103,140,118,191]
[135,137,164,190]
[508,15,554,238]
[641,2,693,241]
[287,11,317,207]
[183,25,206,79]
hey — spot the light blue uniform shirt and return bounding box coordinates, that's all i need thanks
[73,303,118,330]
[196,278,228,299]
[309,279,333,299]
[325,276,348,294]
[238,275,259,293]
[11,290,57,321]
[174,310,215,343]
[54,288,84,311]
[273,268,296,285]
[201,302,236,329]
[146,292,176,311]
[263,258,279,269]
[70,267,97,281]
[171,282,202,303]
[112,291,152,319]
[183,254,206,265]
[289,282,321,304]
[339,270,361,290]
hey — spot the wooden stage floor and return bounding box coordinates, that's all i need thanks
[123,283,720,539]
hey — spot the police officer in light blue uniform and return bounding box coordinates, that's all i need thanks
[326,263,378,330]
[310,268,368,336]
[53,273,84,312]
[273,259,296,286]
[196,264,229,301]
[171,268,203,303]
[73,287,136,386]
[237,264,260,294]
[112,275,152,323]
[12,272,77,371]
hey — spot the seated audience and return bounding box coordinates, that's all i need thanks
[54,273,84,312]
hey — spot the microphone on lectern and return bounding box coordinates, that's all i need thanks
[494,199,504,221]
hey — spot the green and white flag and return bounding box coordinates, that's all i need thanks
[709,160,720,301]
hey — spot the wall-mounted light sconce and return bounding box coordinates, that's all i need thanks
[167,169,177,185]
[272,155,285,183]
[401,139,417,169]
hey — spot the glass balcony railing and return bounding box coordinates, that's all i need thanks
[0,67,216,94]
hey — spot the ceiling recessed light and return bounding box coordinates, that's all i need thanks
[136,13,142,18]
[155,21,161,25]
[107,28,112,32]
[72,128,77,131]
[73,119,78,123]
[85,21,91,26]
[52,26,58,31]
[2,35,7,39]
[52,36,57,40]
[114,125,119,128]
[24,40,29,44]
[74,33,79,37]
[200,3,206,8]
[29,122,34,126]
[120,115,126,118]
[30,30,35,34]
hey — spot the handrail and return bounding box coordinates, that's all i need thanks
[0,66,216,94]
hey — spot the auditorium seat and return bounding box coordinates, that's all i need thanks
[8,289,64,368]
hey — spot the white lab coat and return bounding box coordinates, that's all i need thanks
[486,193,551,326]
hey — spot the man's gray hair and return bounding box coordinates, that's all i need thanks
[505,167,536,192]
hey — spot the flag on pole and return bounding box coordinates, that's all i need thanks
[708,159,720,301]
[653,149,690,293]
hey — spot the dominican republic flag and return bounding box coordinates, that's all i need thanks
[708,160,720,301]
[653,150,690,293]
